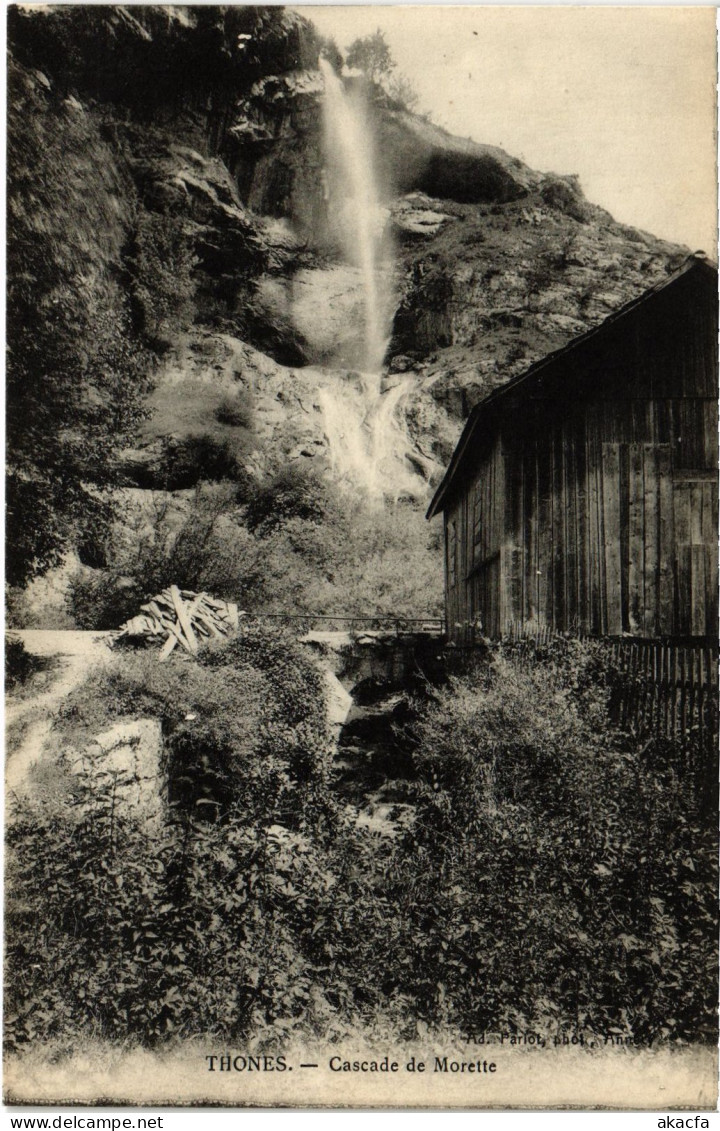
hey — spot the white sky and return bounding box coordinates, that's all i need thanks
[298,5,718,255]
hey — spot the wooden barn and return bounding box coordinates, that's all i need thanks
[427,254,719,647]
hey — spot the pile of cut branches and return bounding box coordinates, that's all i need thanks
[116,585,242,659]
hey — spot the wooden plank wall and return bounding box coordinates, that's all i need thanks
[443,271,718,644]
[444,440,505,641]
[497,408,718,639]
[445,414,718,642]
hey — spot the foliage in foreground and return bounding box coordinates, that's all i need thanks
[389,640,718,1043]
[6,623,408,1049]
[5,638,716,1051]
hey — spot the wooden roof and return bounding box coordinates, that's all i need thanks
[426,254,717,519]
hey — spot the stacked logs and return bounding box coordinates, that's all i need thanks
[116,585,242,660]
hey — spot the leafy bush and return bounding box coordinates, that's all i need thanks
[64,471,443,629]
[244,466,330,534]
[5,628,386,1050]
[6,635,714,1053]
[5,635,41,690]
[156,434,247,490]
[6,792,343,1048]
[386,73,419,112]
[66,571,141,631]
[201,625,329,783]
[55,625,330,824]
[237,471,443,618]
[214,390,255,429]
[5,768,409,1051]
[540,176,590,223]
[64,487,249,628]
[385,641,717,1043]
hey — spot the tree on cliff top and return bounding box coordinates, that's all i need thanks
[346,29,395,83]
[387,72,420,112]
[344,28,420,111]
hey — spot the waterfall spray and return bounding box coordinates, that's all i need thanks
[319,58,391,374]
[317,59,421,501]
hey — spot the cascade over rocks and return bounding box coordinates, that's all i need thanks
[8,3,693,582]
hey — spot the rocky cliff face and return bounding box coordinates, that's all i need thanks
[215,39,687,477]
[8,4,690,556]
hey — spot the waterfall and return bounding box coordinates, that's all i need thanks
[318,59,420,500]
[319,58,391,373]
[317,372,418,499]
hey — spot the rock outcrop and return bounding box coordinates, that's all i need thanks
[231,71,544,236]
[389,189,687,428]
[375,107,542,204]
[73,719,164,825]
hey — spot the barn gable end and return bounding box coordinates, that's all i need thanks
[428,256,719,645]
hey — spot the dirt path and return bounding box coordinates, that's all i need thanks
[5,630,115,799]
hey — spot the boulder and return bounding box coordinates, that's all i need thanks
[73,719,164,824]
[323,669,353,739]
[377,109,541,204]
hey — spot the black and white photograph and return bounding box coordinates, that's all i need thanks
[4,2,718,1110]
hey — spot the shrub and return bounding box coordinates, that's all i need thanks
[5,635,41,689]
[5,789,345,1048]
[540,176,590,223]
[5,736,407,1050]
[64,487,256,628]
[4,627,370,1051]
[386,73,419,112]
[127,488,255,601]
[6,628,714,1053]
[128,210,197,349]
[238,473,443,619]
[66,571,141,630]
[55,625,331,824]
[199,624,330,790]
[62,463,442,629]
[214,390,255,429]
[156,434,246,490]
[244,466,330,534]
[386,641,717,1043]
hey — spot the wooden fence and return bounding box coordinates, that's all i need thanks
[609,638,718,749]
[505,623,719,748]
